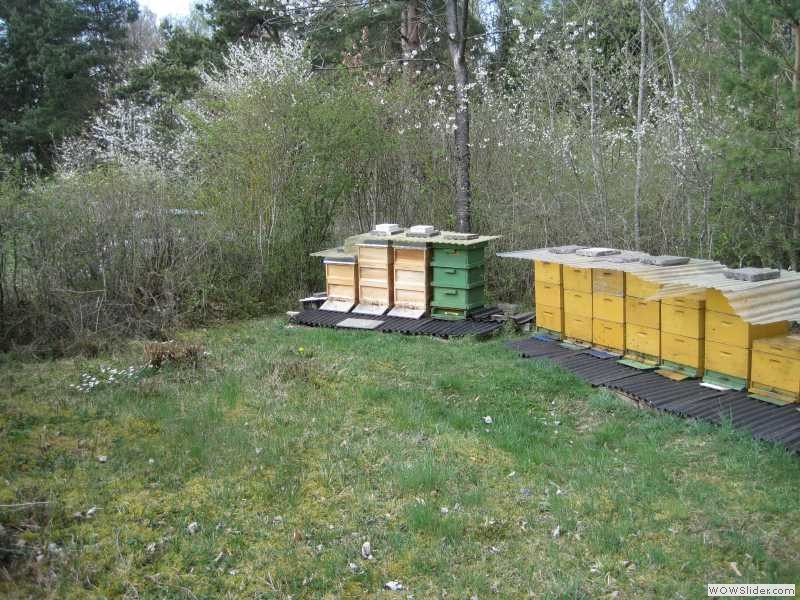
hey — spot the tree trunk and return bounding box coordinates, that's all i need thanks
[792,22,800,270]
[633,0,647,250]
[400,0,421,82]
[588,65,610,245]
[445,0,472,233]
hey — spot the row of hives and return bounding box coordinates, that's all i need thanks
[311,226,499,320]
[515,250,800,405]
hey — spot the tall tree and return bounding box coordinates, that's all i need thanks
[0,0,138,169]
[445,0,472,232]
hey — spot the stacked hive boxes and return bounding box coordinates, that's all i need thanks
[356,238,395,312]
[562,266,593,344]
[324,255,358,307]
[430,239,488,320]
[623,274,661,365]
[533,260,564,337]
[592,268,625,352]
[392,241,430,314]
[702,290,791,390]
[750,334,800,404]
[660,293,706,377]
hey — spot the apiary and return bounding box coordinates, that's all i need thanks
[749,334,800,404]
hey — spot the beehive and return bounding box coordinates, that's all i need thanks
[356,240,394,313]
[703,290,791,390]
[591,268,625,352]
[659,292,706,377]
[533,260,563,338]
[392,243,430,315]
[324,258,358,305]
[621,274,661,365]
[562,266,592,344]
[749,334,800,404]
[430,235,493,320]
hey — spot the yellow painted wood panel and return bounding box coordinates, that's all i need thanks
[535,282,563,308]
[534,261,562,284]
[593,293,625,323]
[625,274,661,298]
[661,303,704,338]
[750,351,800,397]
[592,269,624,296]
[563,266,592,292]
[661,331,704,370]
[705,289,735,315]
[537,304,564,333]
[752,334,800,361]
[625,296,660,329]
[704,340,749,380]
[662,292,706,309]
[564,313,592,342]
[593,318,625,351]
[563,290,592,318]
[625,323,660,358]
[705,310,790,348]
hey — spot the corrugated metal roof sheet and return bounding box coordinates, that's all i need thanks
[498,247,800,324]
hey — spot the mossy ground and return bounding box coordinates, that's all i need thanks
[1,318,799,598]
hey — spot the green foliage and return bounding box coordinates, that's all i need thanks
[0,0,138,170]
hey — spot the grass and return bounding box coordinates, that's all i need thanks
[1,317,799,598]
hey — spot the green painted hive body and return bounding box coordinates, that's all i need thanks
[430,241,488,319]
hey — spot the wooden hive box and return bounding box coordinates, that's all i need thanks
[622,274,662,365]
[749,334,800,404]
[532,260,564,337]
[703,290,791,390]
[430,233,497,320]
[324,258,358,304]
[357,241,394,311]
[563,267,592,344]
[392,243,430,314]
[659,292,706,378]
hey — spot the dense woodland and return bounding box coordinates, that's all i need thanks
[1,0,799,352]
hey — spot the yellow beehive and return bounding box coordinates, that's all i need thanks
[533,261,564,336]
[593,318,625,352]
[749,334,800,404]
[534,260,562,284]
[702,290,790,388]
[661,303,705,339]
[592,269,624,296]
[563,267,592,344]
[661,331,704,372]
[392,245,430,312]
[593,293,624,323]
[537,304,564,334]
[623,274,662,364]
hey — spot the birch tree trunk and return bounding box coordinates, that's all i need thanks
[445,0,472,233]
[633,0,647,250]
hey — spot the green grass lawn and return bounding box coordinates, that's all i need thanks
[1,318,799,598]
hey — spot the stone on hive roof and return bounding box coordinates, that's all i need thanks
[640,255,690,266]
[723,267,780,282]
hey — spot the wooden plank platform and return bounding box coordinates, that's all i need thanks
[506,337,800,454]
[290,307,504,338]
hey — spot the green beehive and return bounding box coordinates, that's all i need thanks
[428,233,499,320]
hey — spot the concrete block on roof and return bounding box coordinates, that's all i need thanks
[548,245,587,254]
[407,225,440,237]
[443,232,479,240]
[371,223,403,235]
[723,267,780,282]
[575,247,620,257]
[640,255,690,266]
